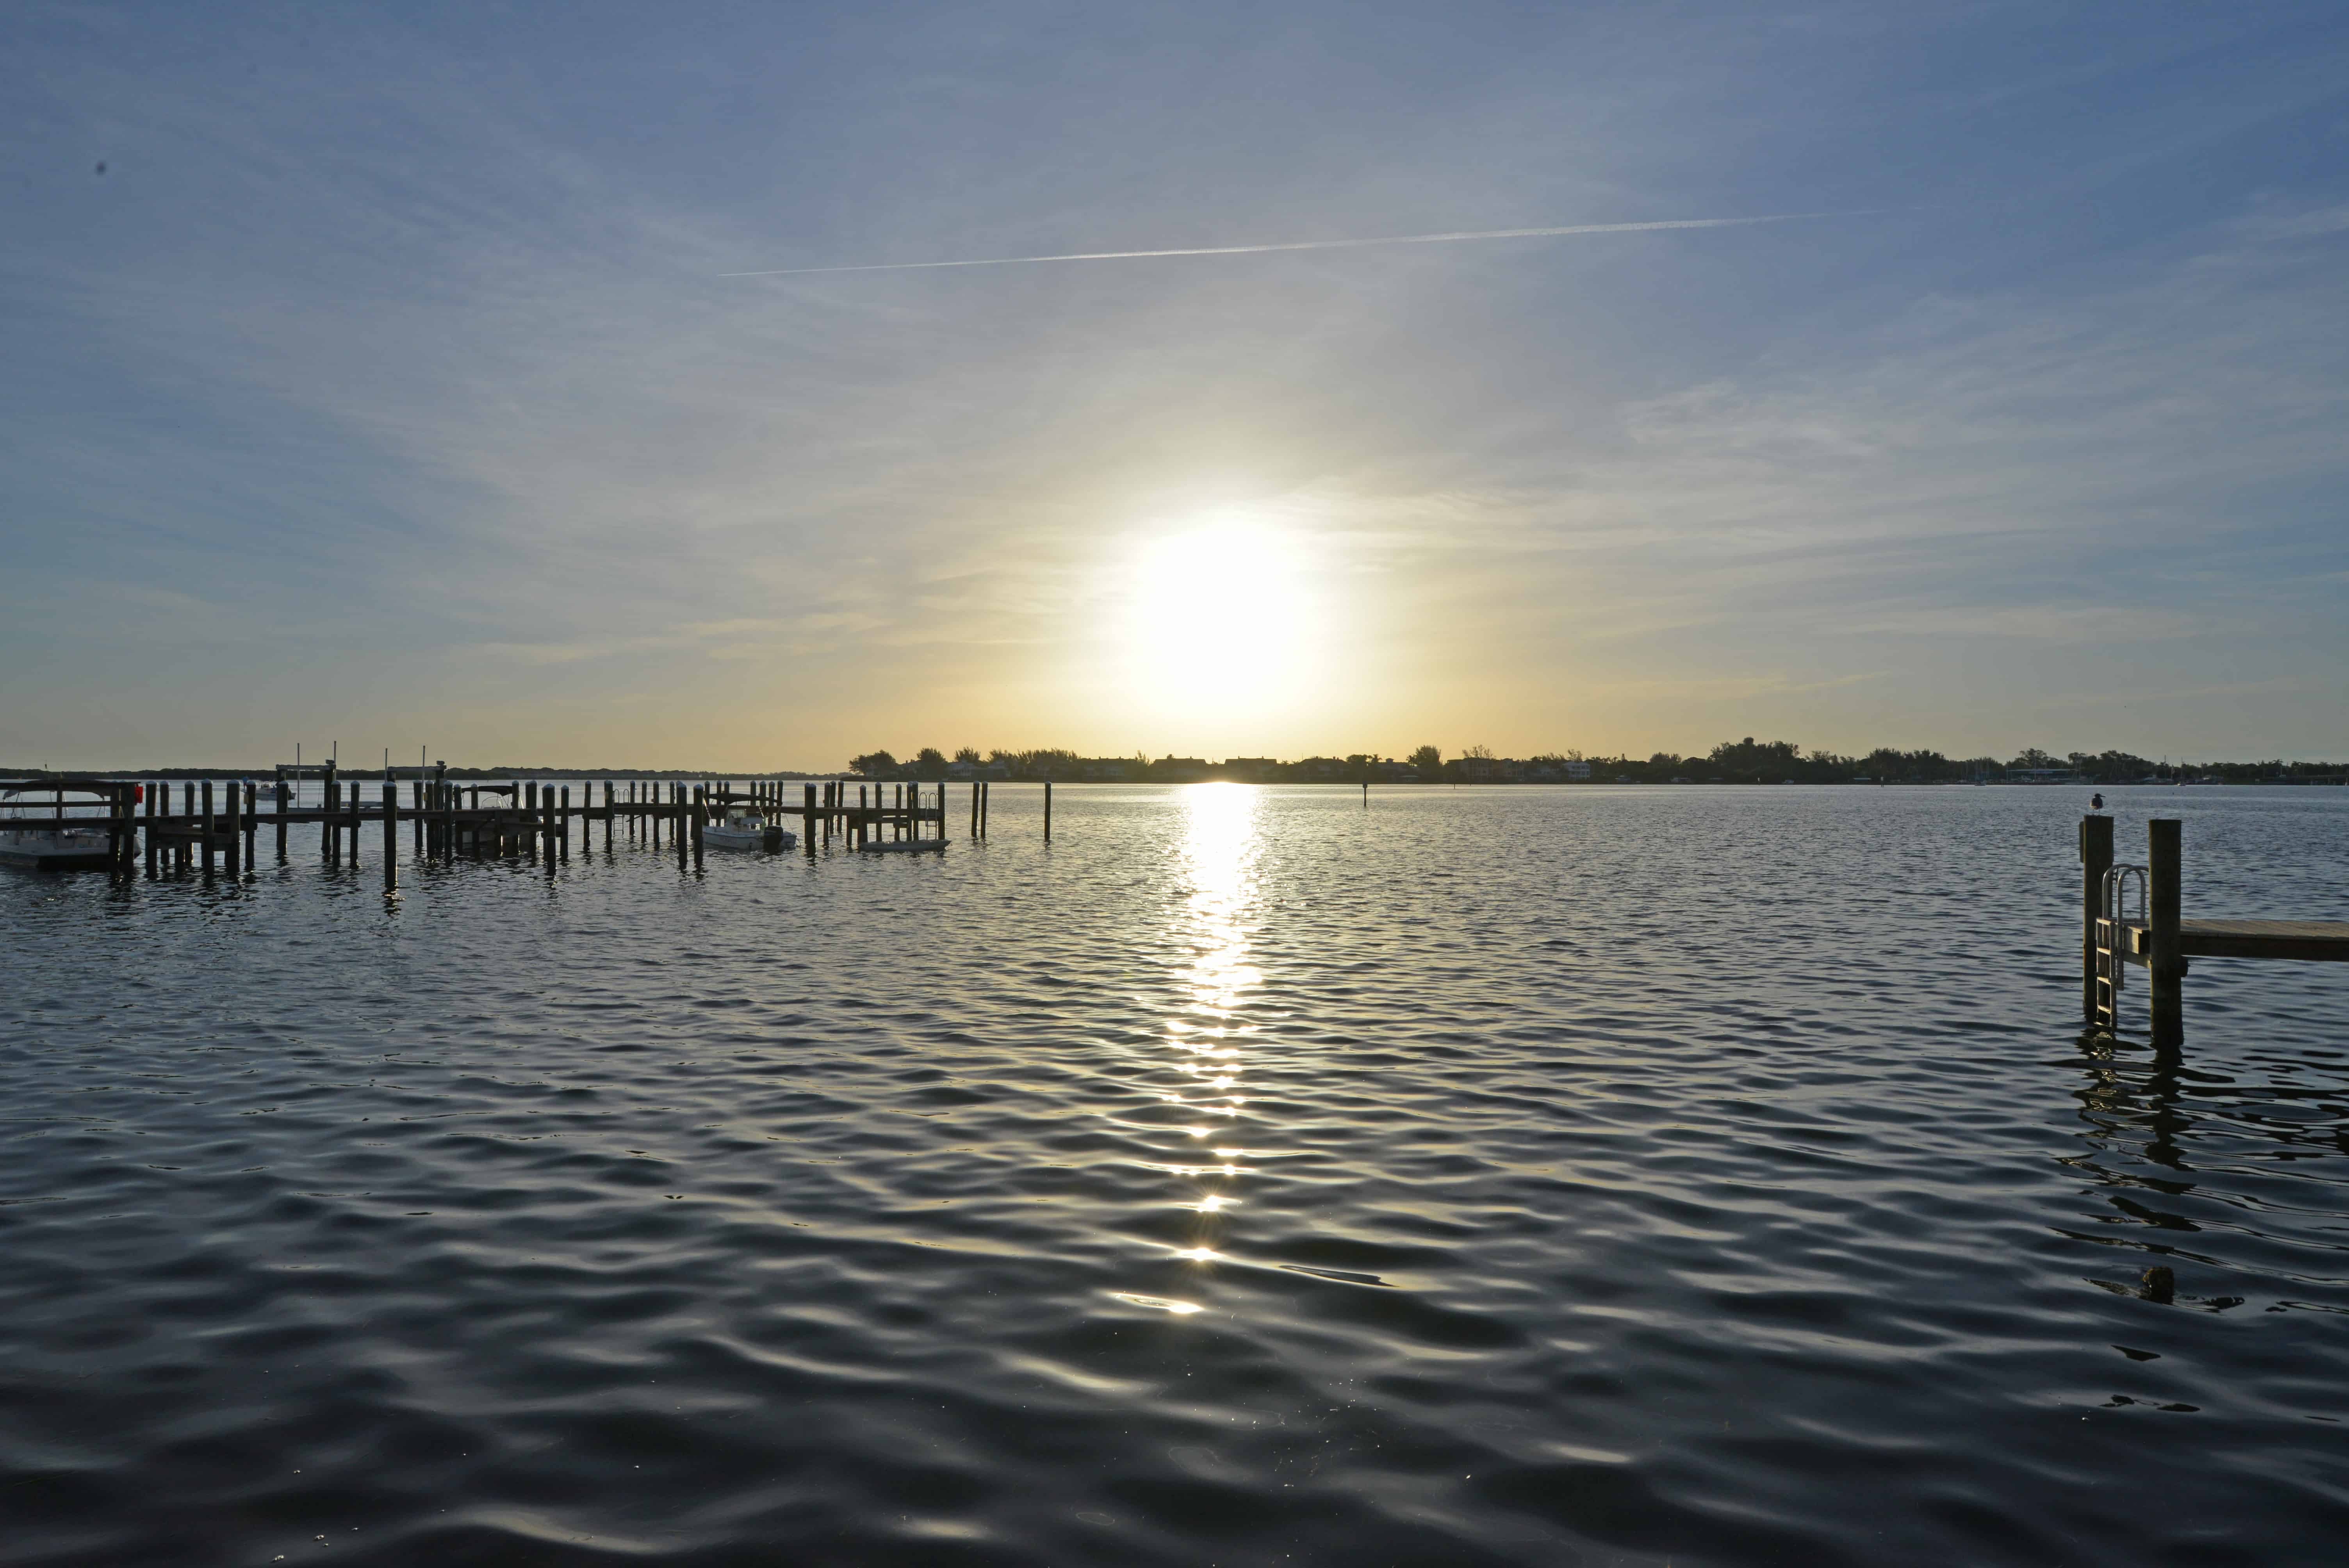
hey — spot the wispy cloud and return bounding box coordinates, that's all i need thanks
[719,212,1859,276]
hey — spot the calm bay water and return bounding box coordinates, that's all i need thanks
[3,784,2345,1566]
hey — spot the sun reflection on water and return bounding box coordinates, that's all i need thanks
[1111,784,1269,1314]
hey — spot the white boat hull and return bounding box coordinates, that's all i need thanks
[700,823,794,852]
[0,829,115,870]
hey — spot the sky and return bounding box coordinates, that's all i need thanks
[4,0,2346,771]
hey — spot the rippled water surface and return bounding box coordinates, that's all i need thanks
[4,785,2346,1566]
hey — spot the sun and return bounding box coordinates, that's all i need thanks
[1120,515,1323,731]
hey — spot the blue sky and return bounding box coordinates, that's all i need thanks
[5,1,2345,768]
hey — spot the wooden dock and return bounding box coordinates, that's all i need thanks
[0,773,996,889]
[2082,815,2349,1045]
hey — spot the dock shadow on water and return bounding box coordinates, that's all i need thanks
[1,785,2344,1565]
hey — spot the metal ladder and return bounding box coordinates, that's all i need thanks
[2094,863,2148,1032]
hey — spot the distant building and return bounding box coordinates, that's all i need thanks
[1564,759,1591,782]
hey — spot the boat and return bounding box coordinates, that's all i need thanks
[0,785,121,871]
[700,809,794,852]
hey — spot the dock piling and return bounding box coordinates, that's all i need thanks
[224,777,241,877]
[382,783,398,891]
[2080,814,2114,1023]
[2149,819,2183,1049]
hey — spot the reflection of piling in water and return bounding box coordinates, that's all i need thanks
[2084,814,2349,1046]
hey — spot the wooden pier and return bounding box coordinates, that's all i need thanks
[0,774,996,889]
[2082,814,2349,1045]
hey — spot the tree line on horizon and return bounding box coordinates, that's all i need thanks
[843,740,2347,786]
[11,741,2338,786]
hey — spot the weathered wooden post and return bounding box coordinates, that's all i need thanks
[198,780,215,876]
[349,781,362,867]
[144,781,159,877]
[804,782,818,856]
[692,786,706,870]
[100,784,119,875]
[382,782,398,890]
[2080,814,2114,1023]
[244,781,258,865]
[223,776,241,877]
[1043,779,1052,843]
[2149,819,2183,1048]
[104,784,124,876]
[604,780,615,853]
[559,787,571,863]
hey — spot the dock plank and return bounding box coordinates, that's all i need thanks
[2126,919,2349,963]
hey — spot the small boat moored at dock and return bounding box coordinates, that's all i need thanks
[0,785,122,871]
[701,809,794,852]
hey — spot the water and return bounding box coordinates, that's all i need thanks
[3,785,2344,1566]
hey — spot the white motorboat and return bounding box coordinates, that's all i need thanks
[0,785,119,870]
[700,809,794,852]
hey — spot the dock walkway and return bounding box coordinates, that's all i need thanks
[0,774,994,886]
[2083,814,2349,1046]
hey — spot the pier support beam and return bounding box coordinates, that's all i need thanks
[2149,819,2184,1049]
[2080,813,2113,1023]
[1043,779,1052,843]
[382,783,398,891]
[224,777,241,877]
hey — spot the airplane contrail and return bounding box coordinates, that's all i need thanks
[719,212,1859,277]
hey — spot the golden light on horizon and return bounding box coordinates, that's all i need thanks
[1120,516,1324,732]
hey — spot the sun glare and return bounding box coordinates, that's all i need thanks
[1122,517,1321,726]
